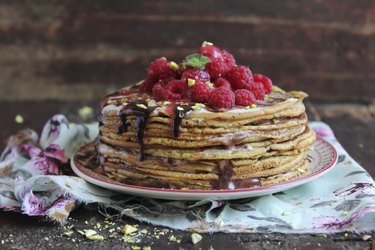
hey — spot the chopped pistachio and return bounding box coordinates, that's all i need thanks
[191,233,203,244]
[131,246,141,250]
[88,234,104,241]
[136,104,148,109]
[344,232,349,238]
[64,231,74,237]
[250,104,257,108]
[318,233,327,238]
[169,61,179,71]
[15,114,24,124]
[44,237,49,241]
[205,81,214,88]
[122,235,135,243]
[202,41,214,47]
[168,235,180,243]
[120,224,138,235]
[208,246,214,250]
[96,223,101,229]
[78,106,93,119]
[342,211,349,216]
[84,221,88,225]
[217,219,225,227]
[143,246,152,250]
[108,233,117,239]
[296,168,305,173]
[77,230,85,235]
[361,234,372,241]
[147,99,157,107]
[188,78,196,87]
[192,103,206,111]
[177,106,184,111]
[169,235,176,241]
[84,229,97,237]
[140,229,148,234]
[135,80,143,86]
[107,99,117,104]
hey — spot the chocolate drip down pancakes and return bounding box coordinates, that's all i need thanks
[97,85,316,190]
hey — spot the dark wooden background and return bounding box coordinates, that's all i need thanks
[1,0,375,102]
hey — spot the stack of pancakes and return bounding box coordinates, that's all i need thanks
[98,85,316,190]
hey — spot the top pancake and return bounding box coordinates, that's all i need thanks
[101,86,308,123]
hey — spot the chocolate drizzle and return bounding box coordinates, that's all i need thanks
[232,178,261,189]
[118,100,156,161]
[215,160,235,189]
[171,104,192,138]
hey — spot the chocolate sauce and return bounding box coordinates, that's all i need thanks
[171,104,192,138]
[232,178,261,189]
[213,160,235,189]
[118,100,156,161]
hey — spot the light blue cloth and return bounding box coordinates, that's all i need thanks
[0,115,374,233]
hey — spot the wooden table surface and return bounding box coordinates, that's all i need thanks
[0,100,374,250]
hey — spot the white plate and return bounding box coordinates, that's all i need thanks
[71,139,337,200]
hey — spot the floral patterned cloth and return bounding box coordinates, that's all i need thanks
[0,115,374,233]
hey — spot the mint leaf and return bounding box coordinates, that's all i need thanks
[182,53,211,70]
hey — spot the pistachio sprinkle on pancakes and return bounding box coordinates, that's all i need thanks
[96,42,316,190]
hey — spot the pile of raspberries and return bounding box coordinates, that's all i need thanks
[139,43,272,109]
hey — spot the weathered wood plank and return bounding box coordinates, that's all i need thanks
[314,103,375,177]
[0,201,373,249]
[0,1,375,101]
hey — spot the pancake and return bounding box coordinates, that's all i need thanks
[95,83,315,190]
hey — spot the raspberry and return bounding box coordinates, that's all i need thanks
[246,82,265,100]
[215,78,232,89]
[198,45,230,79]
[225,65,254,90]
[254,74,273,94]
[208,87,235,109]
[147,58,176,81]
[205,60,229,79]
[152,81,165,101]
[190,82,212,103]
[181,69,210,83]
[234,89,256,107]
[139,78,155,93]
[164,80,187,101]
[198,45,222,60]
[222,50,236,68]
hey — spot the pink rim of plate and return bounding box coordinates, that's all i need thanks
[72,139,338,194]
